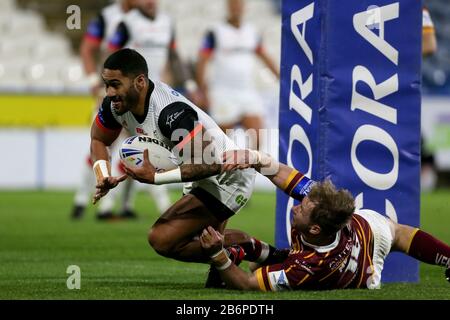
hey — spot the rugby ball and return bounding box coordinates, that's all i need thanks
[119,135,182,171]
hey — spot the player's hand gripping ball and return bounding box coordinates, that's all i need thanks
[119,135,182,171]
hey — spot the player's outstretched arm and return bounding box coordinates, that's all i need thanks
[222,149,314,201]
[90,119,126,204]
[222,149,291,185]
[200,226,261,291]
[256,48,280,79]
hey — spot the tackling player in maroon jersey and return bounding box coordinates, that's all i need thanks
[200,150,450,290]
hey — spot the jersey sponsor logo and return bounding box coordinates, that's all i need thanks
[294,259,314,275]
[268,270,291,291]
[137,135,172,151]
[166,110,185,128]
[436,254,450,268]
[329,238,354,270]
[134,39,168,49]
[223,47,255,54]
[136,127,148,135]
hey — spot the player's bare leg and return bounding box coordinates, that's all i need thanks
[390,220,450,282]
[117,177,138,218]
[241,114,263,150]
[147,184,171,215]
[148,194,224,262]
[72,161,95,219]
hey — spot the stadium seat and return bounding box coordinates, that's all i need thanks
[3,10,45,37]
[60,58,90,93]
[0,61,28,92]
[24,61,65,93]
[0,0,16,12]
[0,35,34,61]
[32,35,72,62]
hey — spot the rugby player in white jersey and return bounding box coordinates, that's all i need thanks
[196,0,279,150]
[91,49,255,263]
[72,0,138,220]
[108,0,194,88]
[107,0,201,215]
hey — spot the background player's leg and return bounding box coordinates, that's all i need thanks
[148,194,223,262]
[420,135,437,192]
[118,177,137,218]
[110,134,138,219]
[96,183,119,219]
[147,184,172,215]
[241,114,263,150]
[71,156,95,219]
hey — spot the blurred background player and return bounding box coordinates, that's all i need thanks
[421,6,438,192]
[71,0,139,220]
[196,0,279,151]
[107,0,198,215]
[108,0,194,88]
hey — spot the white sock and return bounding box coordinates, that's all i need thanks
[74,161,95,206]
[97,189,117,213]
[121,178,137,212]
[421,166,437,192]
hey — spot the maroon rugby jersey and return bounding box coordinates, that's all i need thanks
[255,213,374,291]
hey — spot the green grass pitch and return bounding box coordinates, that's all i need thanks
[0,189,449,300]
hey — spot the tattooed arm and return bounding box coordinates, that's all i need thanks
[122,149,223,184]
[180,163,222,182]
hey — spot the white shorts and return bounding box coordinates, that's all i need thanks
[209,88,263,125]
[183,168,256,220]
[355,209,395,289]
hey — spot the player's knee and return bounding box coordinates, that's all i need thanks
[147,227,175,257]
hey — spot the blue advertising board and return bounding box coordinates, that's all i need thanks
[277,0,422,282]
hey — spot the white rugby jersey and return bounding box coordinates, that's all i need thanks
[109,10,174,80]
[201,22,263,91]
[96,81,237,163]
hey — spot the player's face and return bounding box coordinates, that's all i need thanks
[137,0,158,17]
[102,69,140,115]
[228,0,244,20]
[123,0,137,10]
[292,197,316,234]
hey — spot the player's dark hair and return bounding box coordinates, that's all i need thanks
[308,180,355,236]
[103,48,148,78]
